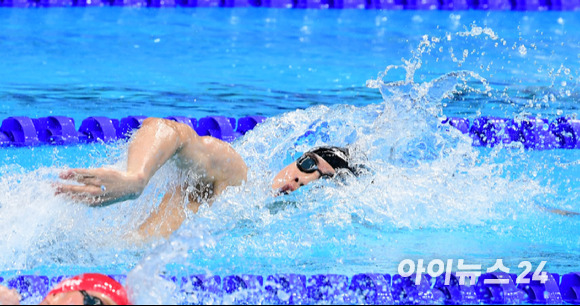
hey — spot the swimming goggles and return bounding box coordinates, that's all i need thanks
[296,153,332,178]
[79,290,104,306]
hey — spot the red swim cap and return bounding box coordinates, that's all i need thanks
[45,273,130,305]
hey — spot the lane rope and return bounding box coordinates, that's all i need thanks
[1,115,578,150]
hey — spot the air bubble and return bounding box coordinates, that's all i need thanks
[558,17,564,25]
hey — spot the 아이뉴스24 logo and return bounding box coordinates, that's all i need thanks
[398,259,548,285]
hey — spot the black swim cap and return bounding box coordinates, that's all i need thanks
[307,146,352,173]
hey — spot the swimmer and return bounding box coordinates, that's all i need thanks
[56,118,357,239]
[0,273,129,305]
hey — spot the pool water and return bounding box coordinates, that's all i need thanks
[0,7,578,304]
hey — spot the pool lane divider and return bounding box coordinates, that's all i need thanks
[1,272,579,304]
[0,115,266,147]
[0,115,579,150]
[1,0,580,10]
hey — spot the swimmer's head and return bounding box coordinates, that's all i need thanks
[272,146,354,195]
[41,273,129,305]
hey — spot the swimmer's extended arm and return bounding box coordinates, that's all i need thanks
[57,118,247,206]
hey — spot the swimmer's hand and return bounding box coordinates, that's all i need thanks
[0,285,21,305]
[55,168,146,206]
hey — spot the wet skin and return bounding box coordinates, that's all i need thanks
[56,118,333,239]
[40,290,117,305]
[271,153,336,194]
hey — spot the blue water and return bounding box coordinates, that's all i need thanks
[1,8,579,121]
[0,7,579,304]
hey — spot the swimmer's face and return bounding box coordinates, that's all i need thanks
[272,153,336,195]
[40,290,116,305]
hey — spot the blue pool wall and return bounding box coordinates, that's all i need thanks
[2,272,580,304]
[0,115,579,150]
[1,0,580,10]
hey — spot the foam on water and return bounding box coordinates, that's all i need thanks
[0,141,209,272]
[126,27,578,303]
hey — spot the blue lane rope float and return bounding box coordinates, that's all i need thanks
[562,272,580,304]
[0,115,267,147]
[1,272,579,304]
[1,115,579,150]
[434,273,479,304]
[1,0,580,9]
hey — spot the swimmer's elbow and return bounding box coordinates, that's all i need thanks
[143,117,198,148]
